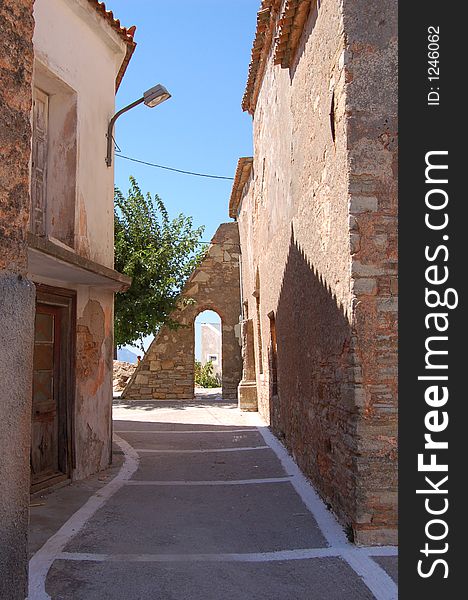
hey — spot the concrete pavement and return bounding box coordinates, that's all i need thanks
[29,397,397,599]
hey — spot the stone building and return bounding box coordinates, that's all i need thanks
[231,0,397,545]
[0,1,134,595]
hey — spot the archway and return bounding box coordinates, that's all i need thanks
[195,310,222,391]
[122,223,242,400]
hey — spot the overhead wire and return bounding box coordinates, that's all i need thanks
[115,153,235,181]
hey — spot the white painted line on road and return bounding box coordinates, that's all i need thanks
[134,446,269,454]
[125,477,293,486]
[30,406,397,600]
[343,550,398,600]
[57,547,340,563]
[252,422,347,548]
[245,415,398,600]
[28,435,139,600]
[115,428,257,434]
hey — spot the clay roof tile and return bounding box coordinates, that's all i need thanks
[86,1,137,91]
[229,157,253,219]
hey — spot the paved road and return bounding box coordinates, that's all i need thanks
[29,398,397,599]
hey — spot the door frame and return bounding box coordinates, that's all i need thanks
[32,284,76,493]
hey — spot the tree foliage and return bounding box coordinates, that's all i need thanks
[114,177,205,352]
[194,360,220,388]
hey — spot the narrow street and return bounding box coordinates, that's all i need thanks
[29,396,397,600]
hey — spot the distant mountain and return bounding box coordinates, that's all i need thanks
[117,348,138,364]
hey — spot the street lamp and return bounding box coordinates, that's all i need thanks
[106,84,171,167]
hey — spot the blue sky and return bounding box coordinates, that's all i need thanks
[108,0,258,356]
[107,0,256,241]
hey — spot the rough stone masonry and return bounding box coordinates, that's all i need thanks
[234,0,397,545]
[0,1,36,598]
[123,223,242,401]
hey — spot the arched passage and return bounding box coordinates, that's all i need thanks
[122,223,242,400]
[195,310,222,388]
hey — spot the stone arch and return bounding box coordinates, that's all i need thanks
[122,223,242,400]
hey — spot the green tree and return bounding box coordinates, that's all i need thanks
[114,176,205,353]
[194,360,220,388]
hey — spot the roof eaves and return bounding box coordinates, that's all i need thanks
[241,1,280,115]
[242,0,314,114]
[229,157,254,219]
[115,37,136,91]
[273,0,313,68]
[86,1,137,91]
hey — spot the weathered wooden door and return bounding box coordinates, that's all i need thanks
[31,303,69,490]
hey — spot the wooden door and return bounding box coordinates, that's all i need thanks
[31,304,67,489]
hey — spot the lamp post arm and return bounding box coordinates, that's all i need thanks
[106,96,144,167]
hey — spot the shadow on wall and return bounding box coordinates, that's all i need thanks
[272,227,359,528]
[288,0,320,81]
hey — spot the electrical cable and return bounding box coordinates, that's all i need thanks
[115,153,234,181]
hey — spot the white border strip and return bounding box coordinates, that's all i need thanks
[57,547,340,563]
[28,435,139,600]
[343,551,398,600]
[29,413,397,600]
[245,415,398,600]
[134,446,268,454]
[125,477,293,486]
[115,428,257,434]
[252,423,347,548]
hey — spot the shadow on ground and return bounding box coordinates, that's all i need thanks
[113,395,235,412]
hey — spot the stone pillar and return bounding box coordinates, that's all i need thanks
[238,318,258,411]
[0,1,35,597]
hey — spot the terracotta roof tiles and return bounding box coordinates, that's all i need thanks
[87,0,136,46]
[229,157,253,219]
[86,1,137,91]
[242,0,313,114]
[241,1,279,115]
[273,0,312,68]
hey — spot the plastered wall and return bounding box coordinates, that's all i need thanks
[0,1,36,597]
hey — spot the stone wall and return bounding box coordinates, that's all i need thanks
[123,223,242,400]
[0,1,36,597]
[343,0,398,545]
[113,360,137,392]
[236,0,397,544]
